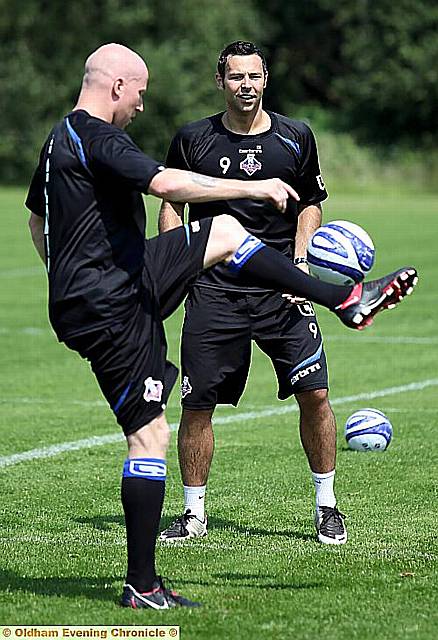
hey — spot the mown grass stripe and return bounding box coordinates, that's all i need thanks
[1,378,437,469]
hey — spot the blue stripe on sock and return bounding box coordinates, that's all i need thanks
[228,234,265,274]
[123,458,167,481]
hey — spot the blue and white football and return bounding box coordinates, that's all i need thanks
[345,408,393,452]
[307,220,375,285]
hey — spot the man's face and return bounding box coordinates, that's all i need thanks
[217,54,267,114]
[113,71,148,129]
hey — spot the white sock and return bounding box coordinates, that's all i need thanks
[183,485,206,521]
[312,470,336,509]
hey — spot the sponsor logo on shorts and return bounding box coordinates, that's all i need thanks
[143,377,163,403]
[191,221,200,233]
[290,362,321,386]
[297,301,315,317]
[181,375,193,398]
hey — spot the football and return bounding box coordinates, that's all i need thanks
[307,220,375,285]
[345,408,393,452]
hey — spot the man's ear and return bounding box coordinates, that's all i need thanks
[113,77,125,98]
[215,73,224,90]
[263,72,268,89]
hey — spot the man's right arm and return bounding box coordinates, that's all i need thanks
[149,169,299,214]
[28,212,46,263]
[158,201,185,233]
[91,132,299,212]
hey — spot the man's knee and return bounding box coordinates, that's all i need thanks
[210,214,247,260]
[296,388,330,413]
[127,413,170,457]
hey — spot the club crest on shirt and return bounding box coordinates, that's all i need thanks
[143,377,163,402]
[181,375,193,398]
[240,153,262,176]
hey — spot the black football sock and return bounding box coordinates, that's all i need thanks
[121,458,166,592]
[229,236,352,309]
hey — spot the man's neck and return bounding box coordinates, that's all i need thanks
[73,92,113,124]
[222,107,271,135]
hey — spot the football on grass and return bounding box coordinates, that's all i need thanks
[307,220,375,285]
[345,408,393,451]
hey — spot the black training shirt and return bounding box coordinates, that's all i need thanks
[25,110,163,340]
[166,111,328,291]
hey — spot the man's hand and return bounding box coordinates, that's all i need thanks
[282,261,309,304]
[252,178,300,213]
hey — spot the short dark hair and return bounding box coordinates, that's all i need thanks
[217,41,268,81]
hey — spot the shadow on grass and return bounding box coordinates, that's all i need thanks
[75,515,124,531]
[0,570,121,602]
[73,513,315,542]
[0,568,323,599]
[175,571,323,591]
[73,514,315,541]
[73,513,315,540]
[160,513,315,542]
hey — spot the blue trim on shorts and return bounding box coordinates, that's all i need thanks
[112,381,133,415]
[289,341,323,376]
[123,458,167,481]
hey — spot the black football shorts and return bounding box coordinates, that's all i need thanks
[181,286,328,409]
[65,220,212,435]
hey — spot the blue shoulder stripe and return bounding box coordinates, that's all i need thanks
[65,117,88,169]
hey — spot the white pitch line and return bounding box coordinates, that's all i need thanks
[324,335,438,345]
[1,378,437,469]
[0,327,47,336]
[0,397,107,407]
[0,266,44,278]
[2,328,437,345]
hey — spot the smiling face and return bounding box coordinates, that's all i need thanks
[112,70,148,129]
[217,54,267,115]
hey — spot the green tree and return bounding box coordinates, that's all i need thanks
[256,0,438,147]
[333,0,438,146]
[0,0,262,183]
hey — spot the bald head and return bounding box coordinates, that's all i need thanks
[83,43,147,88]
[75,43,149,129]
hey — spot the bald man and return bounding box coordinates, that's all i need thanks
[26,43,417,609]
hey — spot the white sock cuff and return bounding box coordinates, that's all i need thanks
[312,469,335,481]
[183,484,206,494]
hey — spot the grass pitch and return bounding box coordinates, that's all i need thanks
[0,187,437,638]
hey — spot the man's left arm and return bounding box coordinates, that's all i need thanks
[294,202,322,272]
[282,202,322,304]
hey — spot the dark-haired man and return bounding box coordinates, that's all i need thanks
[158,41,416,547]
[26,43,416,609]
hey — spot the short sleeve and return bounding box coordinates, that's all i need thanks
[25,140,49,217]
[89,132,165,193]
[295,124,328,206]
[166,130,192,170]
